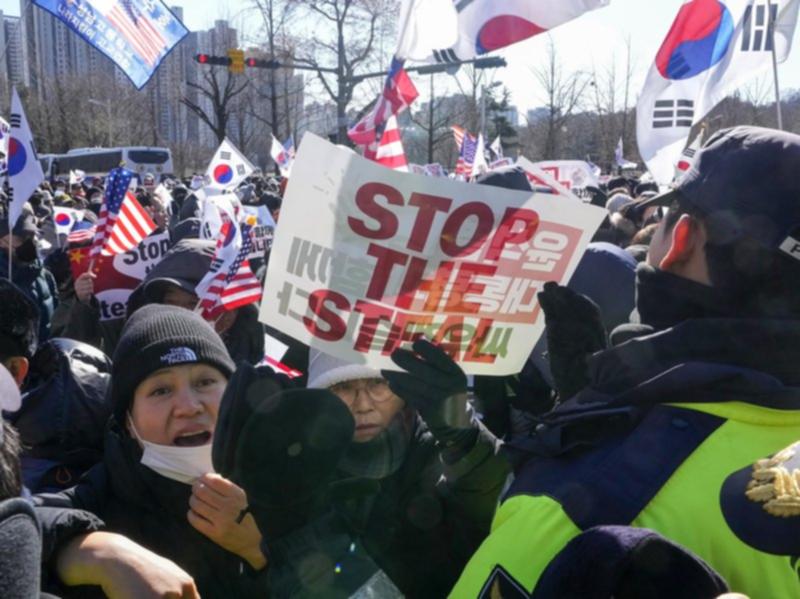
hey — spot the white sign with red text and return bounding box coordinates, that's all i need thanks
[259,134,606,375]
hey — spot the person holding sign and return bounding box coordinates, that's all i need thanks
[236,339,508,598]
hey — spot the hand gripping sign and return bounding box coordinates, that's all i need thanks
[259,134,606,375]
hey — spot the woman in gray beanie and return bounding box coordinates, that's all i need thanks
[37,305,269,598]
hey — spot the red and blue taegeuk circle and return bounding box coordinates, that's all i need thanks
[475,16,547,55]
[656,0,734,81]
[221,222,236,247]
[7,137,27,177]
[55,213,72,226]
[213,164,234,184]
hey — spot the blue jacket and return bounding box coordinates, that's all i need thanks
[0,250,58,342]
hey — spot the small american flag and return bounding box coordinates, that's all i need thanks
[91,168,156,257]
[456,132,478,178]
[199,220,262,320]
[451,125,466,150]
[106,0,168,67]
[67,222,97,247]
[363,116,408,172]
[102,192,156,256]
[91,168,136,257]
[348,58,418,146]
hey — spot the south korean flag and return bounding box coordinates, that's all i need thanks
[637,0,800,185]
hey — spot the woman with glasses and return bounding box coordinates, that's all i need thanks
[262,339,510,598]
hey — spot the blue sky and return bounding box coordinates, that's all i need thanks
[1,0,798,114]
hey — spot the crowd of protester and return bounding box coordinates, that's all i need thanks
[1,125,799,598]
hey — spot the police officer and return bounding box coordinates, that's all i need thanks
[451,127,800,598]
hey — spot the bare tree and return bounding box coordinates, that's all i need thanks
[290,0,395,143]
[528,39,590,159]
[181,68,250,145]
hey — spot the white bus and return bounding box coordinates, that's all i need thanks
[44,146,174,179]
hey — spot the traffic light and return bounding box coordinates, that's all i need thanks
[194,53,230,66]
[245,57,281,69]
[228,48,245,74]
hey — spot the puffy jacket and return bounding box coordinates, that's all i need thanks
[10,338,112,493]
[36,422,268,598]
[451,319,800,598]
[0,250,58,341]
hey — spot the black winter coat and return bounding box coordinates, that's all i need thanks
[267,417,509,598]
[37,423,268,598]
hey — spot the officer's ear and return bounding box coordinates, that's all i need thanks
[3,357,29,388]
[659,214,711,285]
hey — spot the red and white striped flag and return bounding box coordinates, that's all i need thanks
[348,58,418,147]
[67,224,97,247]
[363,116,408,172]
[451,125,466,149]
[100,192,156,256]
[105,1,168,67]
[197,219,262,320]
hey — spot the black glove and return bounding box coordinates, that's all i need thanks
[212,362,294,480]
[382,339,475,450]
[236,388,355,541]
[538,282,607,400]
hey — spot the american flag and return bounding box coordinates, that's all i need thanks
[456,132,479,178]
[451,125,466,150]
[67,222,97,247]
[198,220,262,320]
[363,116,408,172]
[90,168,156,257]
[104,0,168,67]
[348,58,419,147]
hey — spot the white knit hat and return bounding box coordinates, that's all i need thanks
[307,349,383,389]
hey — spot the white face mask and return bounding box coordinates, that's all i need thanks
[129,417,214,485]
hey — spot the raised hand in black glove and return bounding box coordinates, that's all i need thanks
[382,339,476,450]
[537,282,607,400]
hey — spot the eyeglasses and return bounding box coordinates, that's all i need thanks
[329,378,394,404]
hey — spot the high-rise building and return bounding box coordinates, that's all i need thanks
[0,11,24,91]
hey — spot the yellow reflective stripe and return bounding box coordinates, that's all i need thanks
[667,401,800,426]
[632,417,800,597]
[449,495,580,598]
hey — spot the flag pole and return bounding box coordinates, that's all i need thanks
[768,0,784,130]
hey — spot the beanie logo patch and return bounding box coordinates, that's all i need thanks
[160,347,198,365]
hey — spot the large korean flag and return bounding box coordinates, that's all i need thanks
[205,138,255,191]
[7,88,44,229]
[397,0,610,63]
[637,0,800,184]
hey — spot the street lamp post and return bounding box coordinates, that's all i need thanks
[88,98,113,147]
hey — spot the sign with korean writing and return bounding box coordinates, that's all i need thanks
[259,134,606,375]
[69,230,171,320]
[32,0,188,89]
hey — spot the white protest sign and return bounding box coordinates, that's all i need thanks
[113,231,172,280]
[259,134,606,375]
[529,160,600,200]
[70,230,172,321]
[516,157,585,202]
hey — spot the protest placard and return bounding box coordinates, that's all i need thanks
[259,134,606,375]
[69,230,171,321]
[526,160,600,199]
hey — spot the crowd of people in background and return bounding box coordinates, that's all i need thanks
[1,125,799,598]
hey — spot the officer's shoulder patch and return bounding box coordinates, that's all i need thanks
[746,441,800,517]
[477,565,529,599]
